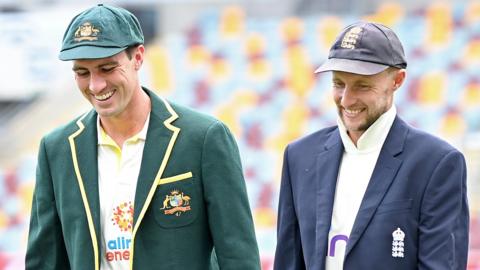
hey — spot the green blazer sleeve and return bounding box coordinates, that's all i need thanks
[202,121,261,269]
[26,138,70,270]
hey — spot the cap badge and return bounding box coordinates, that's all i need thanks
[341,26,362,49]
[392,227,405,258]
[74,22,100,42]
[160,190,191,216]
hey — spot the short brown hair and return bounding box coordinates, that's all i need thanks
[125,44,141,60]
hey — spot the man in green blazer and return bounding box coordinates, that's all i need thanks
[26,4,260,270]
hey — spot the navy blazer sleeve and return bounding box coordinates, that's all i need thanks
[418,149,469,269]
[274,145,306,270]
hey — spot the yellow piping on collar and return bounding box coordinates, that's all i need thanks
[68,112,99,270]
[130,97,180,269]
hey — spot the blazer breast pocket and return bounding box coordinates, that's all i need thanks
[152,172,199,228]
[375,199,413,215]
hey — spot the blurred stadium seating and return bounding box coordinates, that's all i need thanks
[0,1,479,269]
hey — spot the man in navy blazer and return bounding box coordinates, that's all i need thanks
[274,22,469,269]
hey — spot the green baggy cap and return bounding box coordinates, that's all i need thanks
[59,4,144,61]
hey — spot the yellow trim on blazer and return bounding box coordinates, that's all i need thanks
[130,97,180,270]
[158,172,193,185]
[68,112,99,270]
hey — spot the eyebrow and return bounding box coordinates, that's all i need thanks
[72,66,86,72]
[331,77,345,83]
[332,75,371,83]
[72,61,120,72]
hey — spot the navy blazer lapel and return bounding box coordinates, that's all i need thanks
[345,117,407,257]
[68,110,101,270]
[315,129,344,269]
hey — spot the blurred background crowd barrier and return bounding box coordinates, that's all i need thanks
[0,0,479,269]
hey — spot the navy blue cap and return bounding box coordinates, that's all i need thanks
[315,22,407,75]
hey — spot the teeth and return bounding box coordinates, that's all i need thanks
[345,108,362,114]
[94,91,114,101]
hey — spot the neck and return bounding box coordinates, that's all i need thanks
[347,131,363,147]
[100,88,151,147]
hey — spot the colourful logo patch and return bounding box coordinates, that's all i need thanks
[111,201,134,232]
[160,190,191,216]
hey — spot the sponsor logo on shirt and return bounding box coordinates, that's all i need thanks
[112,201,134,232]
[329,234,349,257]
[105,201,134,262]
[106,236,132,262]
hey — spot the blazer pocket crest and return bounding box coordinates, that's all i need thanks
[153,172,198,228]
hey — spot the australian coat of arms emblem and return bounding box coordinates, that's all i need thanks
[160,190,191,216]
[74,22,100,42]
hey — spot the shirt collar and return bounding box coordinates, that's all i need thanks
[337,105,396,153]
[97,114,150,146]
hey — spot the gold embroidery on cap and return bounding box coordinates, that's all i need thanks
[341,26,362,49]
[74,22,100,42]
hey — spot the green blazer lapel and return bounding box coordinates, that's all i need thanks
[132,89,180,238]
[68,110,101,270]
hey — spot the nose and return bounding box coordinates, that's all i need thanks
[89,73,107,93]
[339,86,356,108]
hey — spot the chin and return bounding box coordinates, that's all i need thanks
[96,110,115,118]
[344,121,367,133]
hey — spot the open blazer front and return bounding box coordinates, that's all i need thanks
[26,88,260,270]
[274,116,469,270]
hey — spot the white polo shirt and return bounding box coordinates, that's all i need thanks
[97,115,150,270]
[326,106,396,270]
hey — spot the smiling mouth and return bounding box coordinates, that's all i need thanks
[94,90,115,101]
[343,108,363,117]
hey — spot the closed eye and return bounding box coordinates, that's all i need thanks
[100,66,117,73]
[332,81,345,89]
[358,84,371,89]
[75,70,89,77]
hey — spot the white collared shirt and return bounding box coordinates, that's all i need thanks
[97,115,150,270]
[326,106,396,270]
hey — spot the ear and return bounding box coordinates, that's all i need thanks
[134,45,145,70]
[392,69,406,90]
